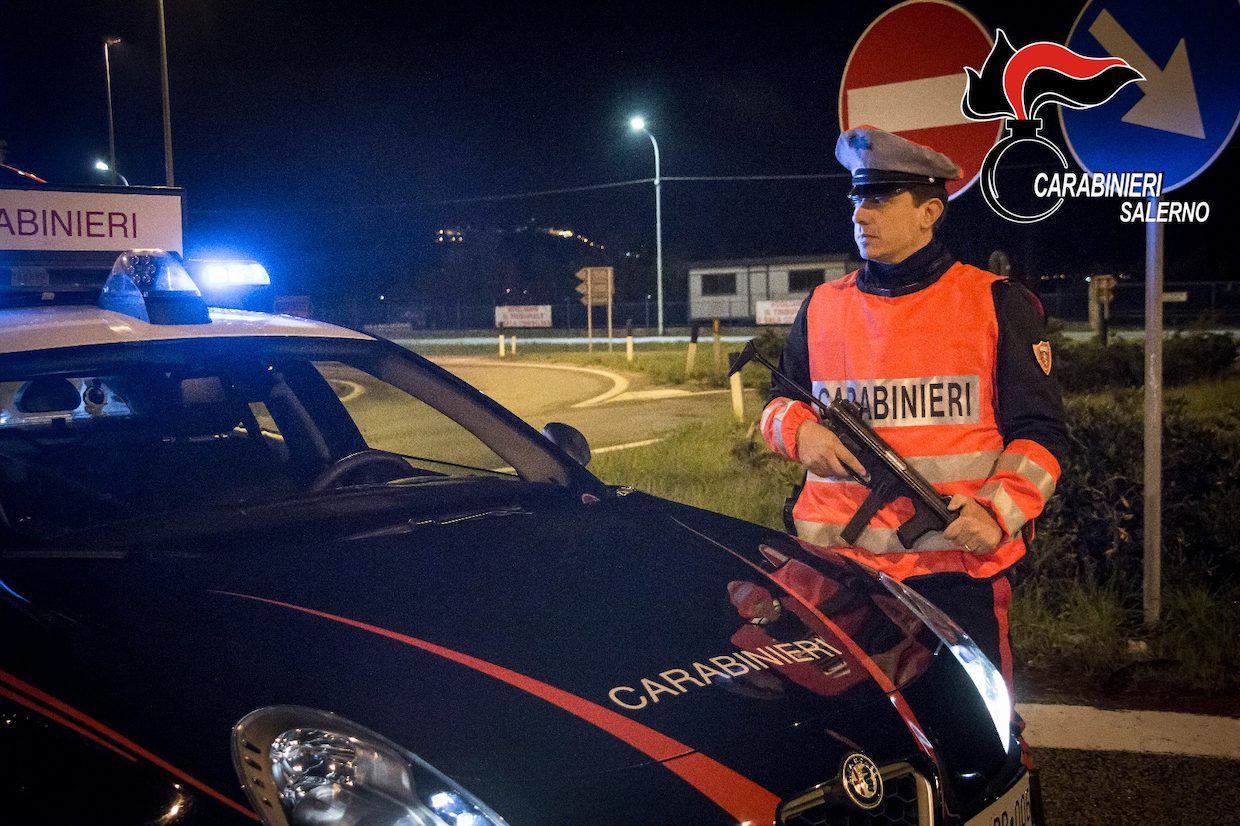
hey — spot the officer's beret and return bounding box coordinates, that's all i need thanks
[835,126,961,195]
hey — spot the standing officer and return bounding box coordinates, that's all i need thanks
[760,126,1067,695]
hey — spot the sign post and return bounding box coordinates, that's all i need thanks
[576,267,614,353]
[839,1,1000,199]
[1060,0,1239,625]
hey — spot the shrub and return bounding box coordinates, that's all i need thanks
[1054,332,1237,393]
[1022,392,1240,589]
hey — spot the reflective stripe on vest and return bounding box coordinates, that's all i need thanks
[761,398,798,458]
[795,262,1023,574]
[806,448,1002,486]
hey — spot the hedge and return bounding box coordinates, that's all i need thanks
[1023,392,1240,589]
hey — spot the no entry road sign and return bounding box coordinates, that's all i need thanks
[839,0,1000,199]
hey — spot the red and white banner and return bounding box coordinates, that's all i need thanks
[756,300,803,326]
[495,304,552,328]
[0,188,183,253]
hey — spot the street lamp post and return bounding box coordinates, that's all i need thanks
[628,116,664,336]
[103,37,121,186]
[157,0,174,186]
[95,160,129,186]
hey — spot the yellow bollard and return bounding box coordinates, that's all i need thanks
[498,334,506,357]
[510,334,517,355]
[686,323,700,375]
[730,370,745,420]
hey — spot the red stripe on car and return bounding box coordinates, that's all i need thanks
[0,670,259,821]
[216,591,782,824]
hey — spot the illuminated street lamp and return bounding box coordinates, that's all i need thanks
[628,116,664,336]
[94,160,129,186]
[103,36,122,185]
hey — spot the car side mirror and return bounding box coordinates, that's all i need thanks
[540,422,592,466]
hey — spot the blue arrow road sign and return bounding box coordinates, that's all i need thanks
[1059,0,1239,191]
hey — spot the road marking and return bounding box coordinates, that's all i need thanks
[1018,703,1240,759]
[430,356,630,408]
[610,389,728,402]
[327,378,365,403]
[491,437,664,473]
[592,438,663,454]
[847,74,972,132]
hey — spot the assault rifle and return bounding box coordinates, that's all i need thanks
[730,339,957,546]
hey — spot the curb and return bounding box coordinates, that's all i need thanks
[1018,703,1240,759]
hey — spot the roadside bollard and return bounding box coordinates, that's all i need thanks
[686,323,700,375]
[498,333,506,357]
[625,320,634,362]
[713,319,722,369]
[729,358,745,421]
[510,334,517,355]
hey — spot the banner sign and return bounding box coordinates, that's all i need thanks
[756,299,803,325]
[495,304,552,328]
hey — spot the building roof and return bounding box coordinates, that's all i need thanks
[686,253,854,271]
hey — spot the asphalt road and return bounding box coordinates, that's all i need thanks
[339,356,1239,823]
[435,357,747,449]
[1037,749,1236,825]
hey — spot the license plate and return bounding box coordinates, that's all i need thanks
[964,771,1036,826]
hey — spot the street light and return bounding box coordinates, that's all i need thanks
[628,116,664,336]
[157,0,174,186]
[103,36,121,186]
[94,160,129,186]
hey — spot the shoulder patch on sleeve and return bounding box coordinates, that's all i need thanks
[1033,340,1053,375]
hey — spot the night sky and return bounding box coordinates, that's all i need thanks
[2,1,1235,315]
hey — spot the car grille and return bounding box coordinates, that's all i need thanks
[779,762,933,826]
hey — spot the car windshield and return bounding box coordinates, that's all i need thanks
[0,336,587,542]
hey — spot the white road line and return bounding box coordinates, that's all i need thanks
[592,438,663,454]
[430,356,631,408]
[847,74,971,132]
[491,437,664,472]
[1017,703,1240,759]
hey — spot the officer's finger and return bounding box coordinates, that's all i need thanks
[947,494,971,512]
[838,447,866,480]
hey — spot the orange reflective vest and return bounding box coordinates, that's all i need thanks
[761,262,1061,580]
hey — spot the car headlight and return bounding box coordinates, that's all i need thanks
[878,574,1012,753]
[233,706,508,826]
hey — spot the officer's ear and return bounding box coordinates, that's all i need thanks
[919,197,945,232]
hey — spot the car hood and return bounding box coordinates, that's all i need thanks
[3,483,940,788]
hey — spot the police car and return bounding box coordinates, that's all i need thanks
[0,250,1038,825]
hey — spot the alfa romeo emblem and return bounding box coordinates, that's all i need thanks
[840,752,883,810]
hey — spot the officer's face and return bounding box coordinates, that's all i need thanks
[850,190,941,265]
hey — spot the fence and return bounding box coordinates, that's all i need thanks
[322,282,1239,332]
[1039,281,1240,324]
[327,300,695,332]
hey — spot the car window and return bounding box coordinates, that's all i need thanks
[0,343,522,542]
[312,361,508,475]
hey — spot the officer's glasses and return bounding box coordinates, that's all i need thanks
[847,189,907,209]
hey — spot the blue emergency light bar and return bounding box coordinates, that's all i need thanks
[186,259,270,288]
[100,249,210,325]
[1,248,274,319]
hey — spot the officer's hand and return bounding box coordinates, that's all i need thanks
[796,421,866,480]
[943,495,1004,554]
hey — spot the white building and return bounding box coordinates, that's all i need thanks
[687,254,854,322]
